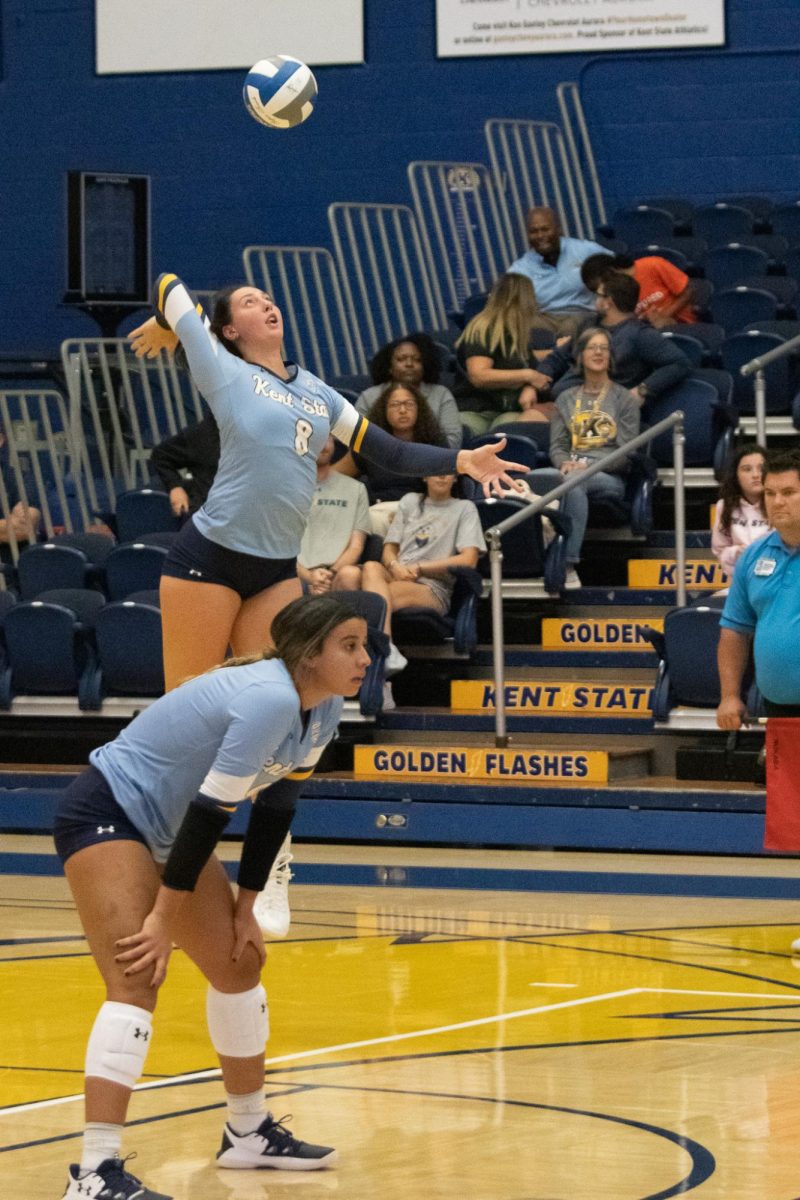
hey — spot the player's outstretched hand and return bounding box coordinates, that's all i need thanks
[456,438,529,498]
[115,911,174,989]
[129,317,179,360]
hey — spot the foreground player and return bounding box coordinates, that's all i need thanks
[130,276,526,691]
[55,595,368,1200]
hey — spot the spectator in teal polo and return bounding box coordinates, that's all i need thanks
[717,447,800,729]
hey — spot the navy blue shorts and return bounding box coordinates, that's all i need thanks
[53,766,150,865]
[161,519,297,601]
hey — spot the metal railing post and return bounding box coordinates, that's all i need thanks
[754,369,767,448]
[488,530,509,747]
[672,419,687,607]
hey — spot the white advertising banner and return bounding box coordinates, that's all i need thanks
[96,0,364,74]
[436,0,726,58]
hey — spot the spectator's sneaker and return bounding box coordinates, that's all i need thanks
[563,568,582,590]
[62,1156,171,1198]
[216,1114,338,1171]
[253,834,293,938]
[382,681,396,711]
[385,642,408,676]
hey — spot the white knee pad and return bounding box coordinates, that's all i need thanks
[85,1001,153,1089]
[206,983,269,1059]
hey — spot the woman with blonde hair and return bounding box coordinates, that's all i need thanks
[454,274,558,436]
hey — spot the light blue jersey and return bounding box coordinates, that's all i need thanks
[156,277,360,557]
[90,658,341,862]
[507,238,612,312]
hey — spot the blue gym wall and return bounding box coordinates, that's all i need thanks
[1,0,797,357]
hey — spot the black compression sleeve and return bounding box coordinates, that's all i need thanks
[162,796,232,892]
[237,778,304,893]
[356,421,458,477]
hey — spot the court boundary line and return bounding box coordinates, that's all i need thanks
[2,985,792,1117]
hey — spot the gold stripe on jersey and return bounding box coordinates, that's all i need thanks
[157,273,178,313]
[351,416,369,454]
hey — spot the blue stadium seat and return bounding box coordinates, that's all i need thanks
[610,206,675,245]
[328,588,389,716]
[16,543,89,600]
[93,600,164,699]
[639,197,695,232]
[710,287,779,334]
[629,243,689,272]
[115,489,180,543]
[644,378,735,468]
[769,203,800,244]
[0,599,100,709]
[660,330,707,366]
[104,543,169,600]
[475,496,569,592]
[391,565,483,657]
[701,244,769,290]
[688,280,715,321]
[650,605,761,722]
[720,330,795,415]
[467,430,550,471]
[693,204,755,244]
[585,452,659,538]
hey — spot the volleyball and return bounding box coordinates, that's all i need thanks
[243,56,318,129]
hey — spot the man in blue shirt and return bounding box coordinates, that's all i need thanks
[717,448,800,728]
[506,206,612,335]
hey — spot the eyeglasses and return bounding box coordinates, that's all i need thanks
[387,400,417,410]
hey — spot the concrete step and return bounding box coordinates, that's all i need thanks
[450,673,654,719]
[627,556,728,590]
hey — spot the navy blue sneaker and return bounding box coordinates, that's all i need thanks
[216,1114,337,1171]
[63,1155,172,1198]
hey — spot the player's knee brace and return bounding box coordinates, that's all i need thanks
[206,983,269,1058]
[85,1001,154,1089]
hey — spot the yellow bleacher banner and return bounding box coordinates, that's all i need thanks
[450,680,653,716]
[541,616,664,651]
[354,745,608,783]
[628,559,728,589]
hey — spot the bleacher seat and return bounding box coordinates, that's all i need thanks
[92,599,164,699]
[104,543,169,600]
[328,589,389,716]
[693,204,755,244]
[720,331,795,415]
[16,543,89,600]
[391,565,483,658]
[640,197,695,232]
[644,377,735,469]
[585,452,659,538]
[467,430,549,472]
[701,244,769,290]
[0,598,99,709]
[688,280,714,321]
[650,604,761,724]
[114,489,179,543]
[610,206,675,245]
[746,233,789,269]
[710,287,779,334]
[771,203,800,243]
[629,243,689,272]
[660,330,707,366]
[475,495,569,592]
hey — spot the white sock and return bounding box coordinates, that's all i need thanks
[226,1087,266,1134]
[80,1122,124,1171]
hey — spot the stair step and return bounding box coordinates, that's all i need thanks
[541,614,662,652]
[627,557,728,589]
[354,741,652,784]
[450,677,653,717]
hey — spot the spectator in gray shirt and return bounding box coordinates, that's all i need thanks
[356,333,463,448]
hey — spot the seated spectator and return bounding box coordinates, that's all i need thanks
[529,327,640,590]
[712,445,769,578]
[334,381,446,537]
[506,206,613,335]
[582,252,697,327]
[297,436,371,594]
[533,271,692,406]
[356,333,463,448]
[0,433,41,548]
[454,274,559,436]
[149,412,220,517]
[360,473,485,705]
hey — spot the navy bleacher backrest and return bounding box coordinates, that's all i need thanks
[701,244,769,290]
[660,330,706,366]
[720,331,794,415]
[35,588,105,627]
[693,205,755,243]
[16,543,88,600]
[325,588,388,716]
[94,601,164,697]
[644,378,721,467]
[611,206,675,245]
[104,543,168,600]
[115,489,179,543]
[769,204,800,243]
[710,287,778,335]
[475,497,548,579]
[0,601,95,703]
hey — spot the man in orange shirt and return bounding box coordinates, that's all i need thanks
[581,252,696,328]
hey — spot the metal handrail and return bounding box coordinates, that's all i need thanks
[740,331,800,447]
[485,411,686,746]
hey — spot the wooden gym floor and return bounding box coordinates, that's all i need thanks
[3,839,800,1199]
